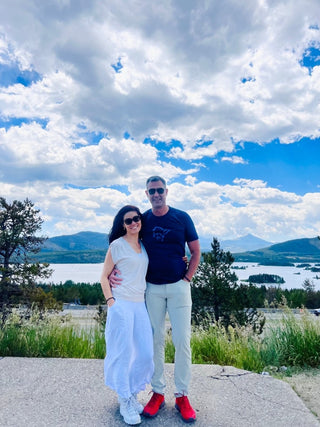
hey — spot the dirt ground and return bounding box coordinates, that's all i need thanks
[284,369,320,421]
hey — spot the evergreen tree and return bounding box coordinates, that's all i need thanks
[0,197,52,310]
[302,278,317,309]
[191,237,265,332]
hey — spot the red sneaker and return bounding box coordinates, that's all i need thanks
[142,392,165,418]
[175,396,196,423]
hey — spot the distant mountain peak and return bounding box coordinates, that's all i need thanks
[221,234,273,253]
[199,234,273,253]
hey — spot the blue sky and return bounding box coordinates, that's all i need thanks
[0,0,320,244]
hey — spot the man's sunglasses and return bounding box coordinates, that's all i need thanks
[148,188,165,195]
[124,215,141,225]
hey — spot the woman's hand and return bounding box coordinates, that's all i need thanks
[107,298,115,307]
[106,296,116,307]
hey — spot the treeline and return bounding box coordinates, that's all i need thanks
[38,280,320,310]
[35,250,106,264]
[39,281,105,305]
[247,284,320,309]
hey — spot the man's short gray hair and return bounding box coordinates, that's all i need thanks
[146,176,166,187]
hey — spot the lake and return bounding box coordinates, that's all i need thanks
[40,262,320,290]
[233,262,320,290]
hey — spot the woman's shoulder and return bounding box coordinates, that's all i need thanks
[110,237,125,249]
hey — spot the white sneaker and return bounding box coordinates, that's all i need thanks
[118,396,141,425]
[131,394,144,414]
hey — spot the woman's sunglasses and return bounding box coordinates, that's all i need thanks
[148,188,165,195]
[124,215,141,225]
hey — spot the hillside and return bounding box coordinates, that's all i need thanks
[44,232,271,255]
[37,232,320,264]
[42,231,108,252]
[37,231,108,263]
[234,236,320,263]
[36,249,107,264]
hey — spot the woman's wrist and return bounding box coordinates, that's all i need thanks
[106,296,115,305]
[184,275,191,282]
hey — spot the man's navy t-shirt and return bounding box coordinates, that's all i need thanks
[141,206,198,284]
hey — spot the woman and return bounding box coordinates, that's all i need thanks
[100,205,154,426]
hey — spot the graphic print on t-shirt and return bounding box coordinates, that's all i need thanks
[152,226,170,242]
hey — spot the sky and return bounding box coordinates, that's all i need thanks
[0,0,320,244]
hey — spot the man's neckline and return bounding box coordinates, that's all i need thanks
[151,205,170,217]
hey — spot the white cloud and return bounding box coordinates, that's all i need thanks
[0,0,320,242]
[1,0,319,150]
[0,120,194,187]
[166,180,319,242]
[1,176,318,242]
[221,156,248,164]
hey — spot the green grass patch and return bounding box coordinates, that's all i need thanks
[0,309,105,358]
[190,325,264,372]
[1,307,320,373]
[164,309,320,372]
[262,308,320,368]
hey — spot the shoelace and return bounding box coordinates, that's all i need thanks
[131,396,142,414]
[149,395,160,407]
[122,398,137,417]
[153,392,163,401]
[179,397,191,410]
[130,396,140,411]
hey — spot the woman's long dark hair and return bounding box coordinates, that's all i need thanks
[108,205,142,244]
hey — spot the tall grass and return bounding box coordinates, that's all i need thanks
[190,325,264,372]
[165,309,320,372]
[0,309,105,358]
[1,308,320,372]
[261,308,320,368]
[164,323,264,372]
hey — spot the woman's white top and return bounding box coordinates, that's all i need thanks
[110,237,148,302]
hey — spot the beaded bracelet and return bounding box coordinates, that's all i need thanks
[106,296,115,303]
[184,276,191,282]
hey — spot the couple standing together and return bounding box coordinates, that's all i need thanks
[100,176,201,425]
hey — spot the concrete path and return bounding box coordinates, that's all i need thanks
[0,358,319,427]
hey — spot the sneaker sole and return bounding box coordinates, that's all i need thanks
[142,401,165,418]
[120,414,141,425]
[175,403,196,423]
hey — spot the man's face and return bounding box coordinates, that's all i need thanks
[145,180,168,210]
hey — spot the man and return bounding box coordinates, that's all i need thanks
[111,176,200,423]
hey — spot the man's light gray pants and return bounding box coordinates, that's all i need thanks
[146,279,192,396]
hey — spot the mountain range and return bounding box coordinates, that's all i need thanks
[234,236,320,263]
[37,232,320,263]
[41,231,271,253]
